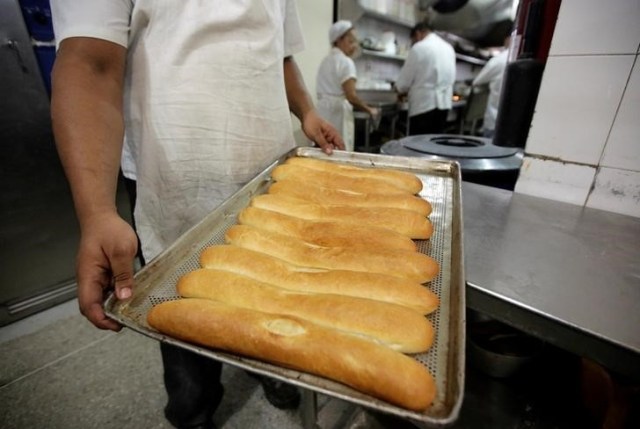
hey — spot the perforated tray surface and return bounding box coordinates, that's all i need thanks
[105,147,465,427]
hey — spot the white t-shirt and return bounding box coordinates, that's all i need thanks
[473,49,508,131]
[395,33,456,117]
[315,47,357,97]
[51,0,304,260]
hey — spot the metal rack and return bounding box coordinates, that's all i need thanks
[105,147,466,427]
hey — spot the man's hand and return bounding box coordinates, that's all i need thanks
[76,212,138,331]
[302,109,345,154]
[282,57,345,154]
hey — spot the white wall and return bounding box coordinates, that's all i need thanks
[515,0,640,218]
[291,0,334,145]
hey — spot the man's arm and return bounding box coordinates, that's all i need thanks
[394,50,416,96]
[472,57,499,86]
[51,37,137,330]
[283,56,345,152]
[53,37,125,221]
[342,79,378,117]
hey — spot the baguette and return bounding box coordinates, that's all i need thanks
[250,194,433,239]
[238,206,417,252]
[199,245,439,314]
[285,156,423,194]
[224,225,439,283]
[271,164,415,196]
[178,269,434,353]
[268,179,432,216]
[147,298,437,411]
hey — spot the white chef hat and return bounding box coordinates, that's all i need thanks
[329,20,353,44]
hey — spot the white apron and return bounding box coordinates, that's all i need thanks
[125,1,301,260]
[317,94,355,151]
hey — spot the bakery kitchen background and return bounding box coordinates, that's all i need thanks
[2,0,639,371]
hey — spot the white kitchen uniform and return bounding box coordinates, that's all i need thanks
[395,33,456,117]
[52,0,303,260]
[472,49,508,132]
[316,47,356,151]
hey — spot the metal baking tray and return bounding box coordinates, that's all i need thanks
[105,146,465,427]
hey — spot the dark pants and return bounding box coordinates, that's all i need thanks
[124,176,224,428]
[161,343,224,428]
[408,108,449,136]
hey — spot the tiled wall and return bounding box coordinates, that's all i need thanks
[515,0,640,218]
[291,0,334,145]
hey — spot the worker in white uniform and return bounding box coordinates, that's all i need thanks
[316,20,379,151]
[395,22,456,136]
[50,1,344,428]
[472,36,511,137]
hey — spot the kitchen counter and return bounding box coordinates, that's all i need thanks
[299,181,640,429]
[353,102,400,150]
[463,182,640,380]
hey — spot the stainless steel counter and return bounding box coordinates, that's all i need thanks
[463,182,640,379]
[353,102,400,150]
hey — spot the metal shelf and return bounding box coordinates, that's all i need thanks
[360,49,406,61]
[361,49,487,67]
[456,53,488,66]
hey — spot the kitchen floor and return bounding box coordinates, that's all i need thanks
[0,298,597,429]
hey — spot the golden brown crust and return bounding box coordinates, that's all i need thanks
[238,206,417,252]
[147,298,437,411]
[284,157,423,194]
[271,164,417,196]
[199,245,440,314]
[268,179,432,216]
[178,269,434,353]
[250,194,433,239]
[224,225,439,283]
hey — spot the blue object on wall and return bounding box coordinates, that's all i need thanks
[19,0,55,95]
[19,0,55,41]
[34,44,55,94]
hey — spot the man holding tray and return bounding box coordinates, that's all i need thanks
[50,1,344,428]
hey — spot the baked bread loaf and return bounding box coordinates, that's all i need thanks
[199,245,439,314]
[271,164,417,196]
[178,269,434,353]
[224,225,439,283]
[268,179,432,216]
[238,206,417,252]
[250,194,433,239]
[284,156,424,194]
[147,298,437,411]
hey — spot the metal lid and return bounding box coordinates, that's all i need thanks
[400,135,520,159]
[380,134,523,172]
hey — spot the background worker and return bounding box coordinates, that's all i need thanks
[50,1,344,428]
[316,20,379,151]
[395,22,456,136]
[472,34,511,138]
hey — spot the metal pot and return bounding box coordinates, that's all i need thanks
[380,134,524,190]
[467,316,544,378]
